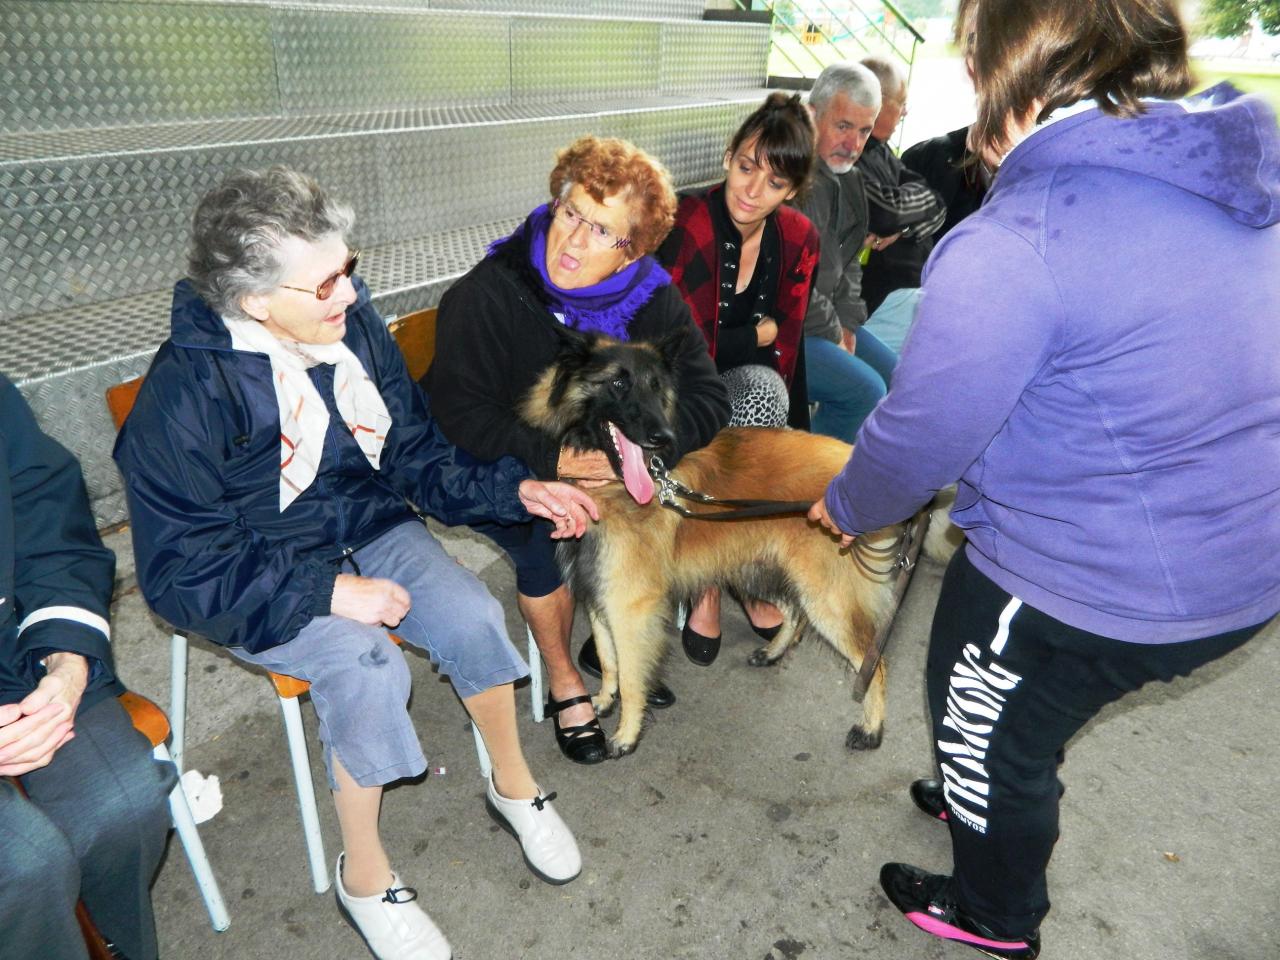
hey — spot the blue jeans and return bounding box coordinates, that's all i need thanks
[805,329,898,443]
[233,520,528,788]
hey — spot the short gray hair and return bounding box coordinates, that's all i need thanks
[860,53,908,103]
[809,61,882,115]
[188,166,355,320]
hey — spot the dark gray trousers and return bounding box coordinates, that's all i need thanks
[0,696,176,960]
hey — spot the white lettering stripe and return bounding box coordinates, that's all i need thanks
[989,597,1023,655]
[18,605,110,641]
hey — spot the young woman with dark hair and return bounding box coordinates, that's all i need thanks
[658,92,822,664]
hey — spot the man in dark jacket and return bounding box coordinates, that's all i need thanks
[857,54,948,315]
[0,374,174,960]
[798,61,901,442]
[901,124,990,243]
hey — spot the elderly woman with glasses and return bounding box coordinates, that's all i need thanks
[425,136,731,766]
[114,166,596,960]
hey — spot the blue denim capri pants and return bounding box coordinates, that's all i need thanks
[231,520,529,789]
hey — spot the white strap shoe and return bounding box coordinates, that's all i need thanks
[335,854,452,960]
[484,775,582,884]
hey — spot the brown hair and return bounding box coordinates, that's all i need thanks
[956,0,1193,161]
[726,92,817,198]
[549,136,678,257]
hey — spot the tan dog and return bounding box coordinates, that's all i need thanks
[522,330,906,758]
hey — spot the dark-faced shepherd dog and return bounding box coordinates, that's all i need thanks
[521,328,907,758]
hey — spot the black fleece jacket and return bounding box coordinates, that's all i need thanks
[424,232,730,478]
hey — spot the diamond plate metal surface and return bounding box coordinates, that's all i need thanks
[271,7,511,113]
[1,1,279,133]
[660,21,772,95]
[511,17,660,103]
[2,95,764,324]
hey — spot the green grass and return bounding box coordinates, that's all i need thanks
[1194,67,1280,115]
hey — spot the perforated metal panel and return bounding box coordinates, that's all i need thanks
[111,0,705,18]
[660,21,772,95]
[271,7,511,113]
[511,17,660,102]
[0,2,279,133]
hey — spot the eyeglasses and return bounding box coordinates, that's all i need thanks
[551,199,631,250]
[280,250,361,300]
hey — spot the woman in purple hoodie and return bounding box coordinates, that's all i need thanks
[810,1,1280,957]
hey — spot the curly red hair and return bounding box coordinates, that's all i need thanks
[549,136,677,257]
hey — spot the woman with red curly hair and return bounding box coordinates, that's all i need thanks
[425,136,730,765]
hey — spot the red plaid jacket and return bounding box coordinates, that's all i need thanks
[660,184,820,387]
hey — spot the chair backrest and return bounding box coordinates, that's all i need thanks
[106,376,144,430]
[388,307,437,382]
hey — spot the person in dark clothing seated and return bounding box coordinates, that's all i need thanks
[0,374,174,960]
[857,53,947,314]
[425,138,731,763]
[657,91,821,664]
[116,167,594,960]
[901,124,991,243]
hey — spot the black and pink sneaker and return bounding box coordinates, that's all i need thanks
[879,862,1041,960]
[910,778,949,821]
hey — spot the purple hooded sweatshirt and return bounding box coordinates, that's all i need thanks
[825,85,1280,643]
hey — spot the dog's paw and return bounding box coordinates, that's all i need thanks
[845,724,884,751]
[747,647,780,667]
[591,694,616,718]
[607,737,637,759]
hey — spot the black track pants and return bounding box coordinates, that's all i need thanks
[926,547,1267,938]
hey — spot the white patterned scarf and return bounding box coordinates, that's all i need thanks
[224,316,392,511]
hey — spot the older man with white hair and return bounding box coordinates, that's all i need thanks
[797,61,900,442]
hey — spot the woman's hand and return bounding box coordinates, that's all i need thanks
[755,317,779,348]
[331,574,411,627]
[0,652,88,776]
[519,479,600,539]
[808,497,855,548]
[556,447,617,488]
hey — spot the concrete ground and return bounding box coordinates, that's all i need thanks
[106,521,1280,960]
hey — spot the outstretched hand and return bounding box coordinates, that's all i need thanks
[0,652,88,776]
[808,497,855,548]
[519,479,600,539]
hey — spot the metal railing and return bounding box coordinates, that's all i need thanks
[734,0,924,85]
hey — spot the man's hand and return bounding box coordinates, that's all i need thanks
[808,497,855,549]
[519,479,600,539]
[755,317,779,348]
[331,574,411,627]
[841,328,857,354]
[0,652,89,776]
[557,447,617,489]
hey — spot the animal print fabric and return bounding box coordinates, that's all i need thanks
[723,364,789,428]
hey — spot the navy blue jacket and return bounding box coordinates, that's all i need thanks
[114,278,532,654]
[1,375,120,711]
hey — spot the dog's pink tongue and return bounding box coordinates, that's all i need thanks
[610,423,655,505]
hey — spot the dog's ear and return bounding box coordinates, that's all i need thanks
[653,327,688,369]
[551,322,599,360]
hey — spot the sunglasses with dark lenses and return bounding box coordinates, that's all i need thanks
[280,250,361,300]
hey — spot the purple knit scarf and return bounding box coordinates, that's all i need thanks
[489,204,670,341]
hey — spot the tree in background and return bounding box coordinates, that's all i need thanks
[1201,0,1280,36]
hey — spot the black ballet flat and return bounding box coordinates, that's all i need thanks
[544,693,607,765]
[750,622,783,642]
[681,621,721,666]
[577,637,677,709]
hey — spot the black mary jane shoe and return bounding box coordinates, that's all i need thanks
[544,693,607,765]
[577,637,677,709]
[680,620,722,666]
